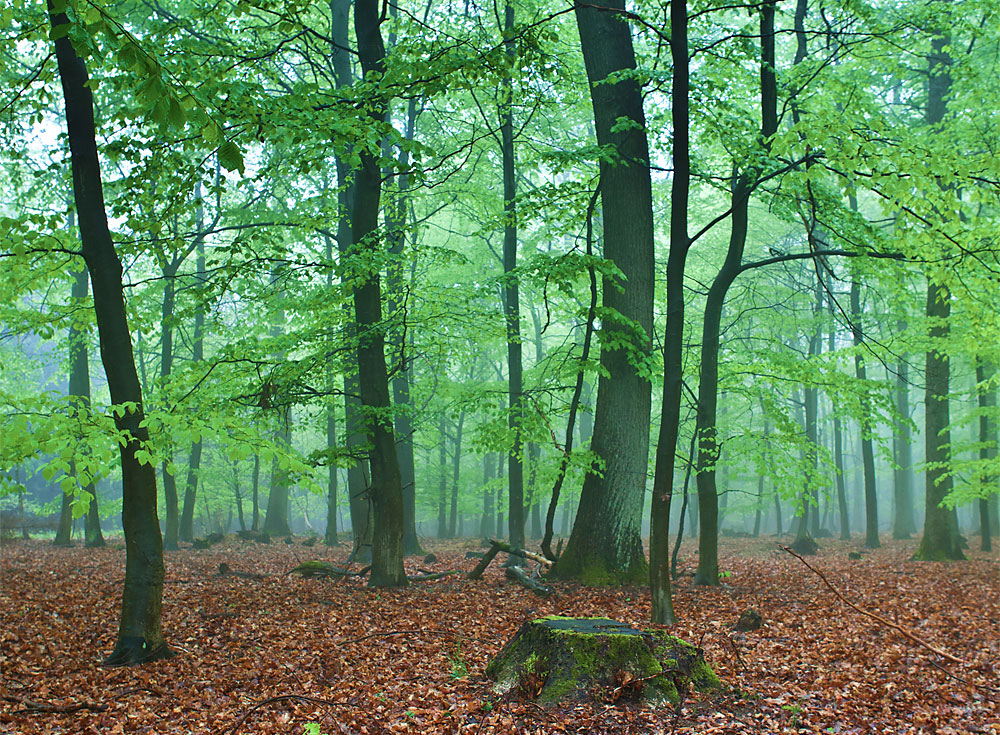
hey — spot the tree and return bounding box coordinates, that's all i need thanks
[914,19,964,562]
[351,0,406,586]
[551,0,654,586]
[49,2,169,664]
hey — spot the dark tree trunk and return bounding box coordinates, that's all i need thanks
[915,27,963,561]
[850,279,880,548]
[499,0,526,555]
[353,0,406,586]
[553,0,654,587]
[692,0,777,586]
[650,0,688,622]
[50,2,168,663]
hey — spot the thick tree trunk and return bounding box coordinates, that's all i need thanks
[353,0,406,586]
[50,2,168,663]
[915,28,963,561]
[553,0,654,587]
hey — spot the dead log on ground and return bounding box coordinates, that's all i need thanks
[468,539,552,580]
[505,565,554,597]
[289,561,371,578]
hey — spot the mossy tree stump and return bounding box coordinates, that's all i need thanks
[486,616,720,706]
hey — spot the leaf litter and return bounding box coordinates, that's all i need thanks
[1,536,997,734]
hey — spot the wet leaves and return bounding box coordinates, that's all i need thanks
[0,536,997,734]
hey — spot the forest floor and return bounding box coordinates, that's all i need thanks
[1,534,998,734]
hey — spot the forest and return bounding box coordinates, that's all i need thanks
[1,0,998,731]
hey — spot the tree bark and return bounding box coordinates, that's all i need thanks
[914,25,963,561]
[650,0,689,622]
[353,0,406,586]
[976,363,996,552]
[50,2,168,663]
[553,0,654,587]
[850,279,879,548]
[892,350,916,538]
[179,234,207,542]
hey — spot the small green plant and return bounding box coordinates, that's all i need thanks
[782,702,803,726]
[718,570,733,580]
[448,637,469,680]
[304,724,326,735]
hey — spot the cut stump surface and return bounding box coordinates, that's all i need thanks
[486,616,720,706]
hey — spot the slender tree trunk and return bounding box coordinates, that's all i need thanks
[179,234,207,542]
[263,404,292,536]
[498,0,526,556]
[449,411,465,538]
[850,279,880,547]
[352,0,406,586]
[325,401,339,546]
[159,266,179,549]
[481,452,495,537]
[51,2,168,663]
[893,353,916,538]
[977,363,996,552]
[692,0,777,584]
[554,0,654,588]
[251,453,261,531]
[438,415,448,538]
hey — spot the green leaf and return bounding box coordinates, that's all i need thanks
[218,140,245,175]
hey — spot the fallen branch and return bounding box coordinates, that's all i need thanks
[227,694,353,735]
[409,570,462,582]
[289,561,371,578]
[218,562,266,580]
[505,565,554,597]
[468,539,552,580]
[2,694,107,714]
[780,545,964,665]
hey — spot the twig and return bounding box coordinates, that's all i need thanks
[2,694,107,714]
[780,545,965,665]
[227,694,353,735]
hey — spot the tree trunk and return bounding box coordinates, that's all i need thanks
[50,2,168,663]
[251,453,261,531]
[263,404,292,536]
[179,236,207,543]
[649,0,689,612]
[325,401,339,546]
[914,27,963,561]
[692,0,777,585]
[553,0,654,587]
[892,350,916,538]
[850,279,879,548]
[353,0,406,586]
[449,411,465,538]
[438,415,448,538]
[159,266,179,550]
[977,363,996,552]
[481,452,496,538]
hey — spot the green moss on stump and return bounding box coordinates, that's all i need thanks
[486,616,720,706]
